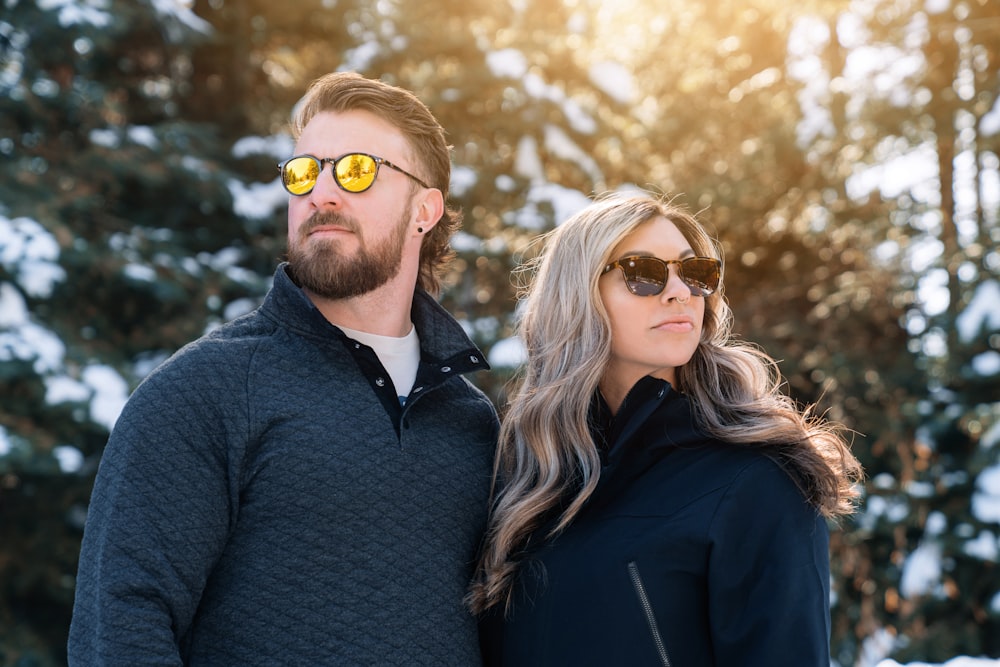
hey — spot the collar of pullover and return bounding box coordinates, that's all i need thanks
[262,263,490,375]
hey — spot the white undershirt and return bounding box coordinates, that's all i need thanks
[338,323,421,402]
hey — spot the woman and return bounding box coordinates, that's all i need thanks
[469,191,862,666]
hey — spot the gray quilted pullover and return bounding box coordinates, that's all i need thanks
[69,264,499,666]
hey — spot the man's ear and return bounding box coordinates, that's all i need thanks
[413,187,444,235]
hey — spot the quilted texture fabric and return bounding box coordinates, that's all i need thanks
[69,265,499,666]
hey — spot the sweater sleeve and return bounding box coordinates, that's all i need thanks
[68,346,246,666]
[706,456,831,667]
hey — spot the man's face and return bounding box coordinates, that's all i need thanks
[285,110,421,299]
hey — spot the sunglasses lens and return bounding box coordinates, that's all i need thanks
[681,258,721,296]
[335,154,378,193]
[613,257,721,297]
[282,157,320,195]
[623,258,668,296]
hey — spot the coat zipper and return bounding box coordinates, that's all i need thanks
[627,560,672,667]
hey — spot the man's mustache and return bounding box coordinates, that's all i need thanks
[299,211,359,238]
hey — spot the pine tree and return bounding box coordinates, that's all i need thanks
[3,1,999,664]
[1,1,269,661]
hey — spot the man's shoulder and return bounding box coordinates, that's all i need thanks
[138,309,278,386]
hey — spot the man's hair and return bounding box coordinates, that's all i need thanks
[291,72,460,295]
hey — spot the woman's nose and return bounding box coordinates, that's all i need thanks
[659,264,691,302]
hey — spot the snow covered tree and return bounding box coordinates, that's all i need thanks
[1,1,270,660]
[2,0,999,664]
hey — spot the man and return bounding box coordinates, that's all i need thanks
[69,72,499,665]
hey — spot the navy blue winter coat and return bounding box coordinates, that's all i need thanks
[481,375,831,666]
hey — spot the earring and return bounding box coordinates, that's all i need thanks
[417,227,424,234]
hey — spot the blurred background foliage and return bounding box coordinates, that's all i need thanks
[1,0,999,665]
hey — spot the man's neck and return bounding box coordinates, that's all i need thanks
[305,279,415,337]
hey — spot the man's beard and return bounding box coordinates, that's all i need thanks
[288,209,409,299]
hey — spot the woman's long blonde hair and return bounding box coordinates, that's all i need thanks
[467,191,863,614]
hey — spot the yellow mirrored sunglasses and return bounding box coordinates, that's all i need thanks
[277,152,431,195]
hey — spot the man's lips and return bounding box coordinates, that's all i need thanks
[306,225,352,236]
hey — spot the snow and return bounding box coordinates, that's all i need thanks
[857,494,912,532]
[899,542,942,598]
[123,263,157,282]
[450,231,482,253]
[42,363,129,432]
[180,155,210,176]
[905,480,935,498]
[495,174,517,192]
[878,659,1000,667]
[493,174,517,192]
[982,96,1000,136]
[859,627,898,667]
[544,125,603,184]
[0,21,27,83]
[38,0,113,29]
[82,364,129,430]
[228,178,288,221]
[0,282,66,374]
[148,0,213,36]
[504,182,592,230]
[53,445,84,473]
[223,298,258,321]
[983,419,1000,450]
[5,258,65,298]
[963,531,999,562]
[488,336,527,368]
[341,42,382,73]
[232,134,294,160]
[5,8,1000,666]
[956,280,1000,344]
[973,351,1000,377]
[589,61,636,104]
[93,124,167,151]
[0,282,28,328]
[486,49,528,79]
[520,71,599,135]
[45,375,91,404]
[787,16,834,146]
[0,216,66,298]
[873,473,896,489]
[972,464,1000,523]
[924,511,947,536]
[0,234,131,428]
[450,165,478,198]
[31,78,60,98]
[133,351,170,380]
[89,128,119,148]
[843,44,923,101]
[514,135,545,182]
[846,143,940,201]
[127,125,159,149]
[559,98,598,135]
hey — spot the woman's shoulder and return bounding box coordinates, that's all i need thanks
[692,443,823,536]
[670,440,808,507]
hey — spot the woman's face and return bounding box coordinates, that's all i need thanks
[598,216,705,404]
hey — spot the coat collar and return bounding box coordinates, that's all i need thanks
[588,375,708,507]
[262,263,489,373]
